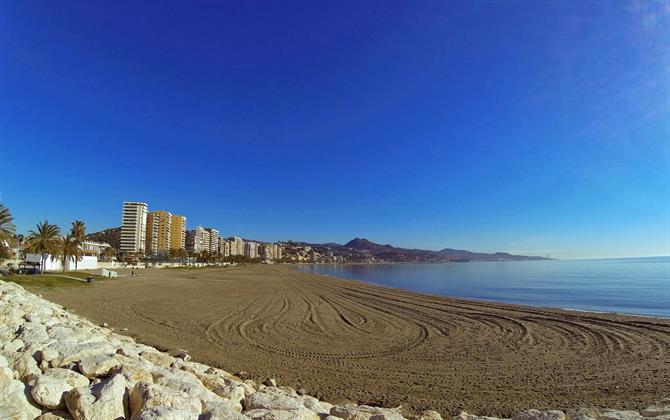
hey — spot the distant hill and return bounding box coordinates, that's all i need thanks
[310,237,550,262]
[86,227,121,250]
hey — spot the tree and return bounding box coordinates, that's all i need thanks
[24,221,61,274]
[103,246,116,262]
[71,220,86,241]
[0,204,15,242]
[59,234,82,272]
[69,220,86,270]
[0,205,15,261]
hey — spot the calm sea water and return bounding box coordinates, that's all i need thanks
[297,257,670,318]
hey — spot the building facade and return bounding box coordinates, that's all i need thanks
[145,213,159,256]
[170,215,186,250]
[152,210,173,254]
[120,202,148,254]
[219,237,230,257]
[230,237,244,256]
[186,226,211,254]
[244,241,259,259]
[204,228,219,254]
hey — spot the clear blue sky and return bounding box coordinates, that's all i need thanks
[1,1,669,259]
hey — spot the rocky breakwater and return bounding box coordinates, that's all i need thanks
[0,280,669,420]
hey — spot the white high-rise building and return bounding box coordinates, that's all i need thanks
[186,226,211,253]
[204,228,219,253]
[230,237,244,256]
[121,202,148,254]
[244,241,259,259]
[219,237,230,257]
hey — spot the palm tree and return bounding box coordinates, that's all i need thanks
[69,220,86,270]
[59,234,82,272]
[176,248,187,265]
[71,220,86,241]
[0,204,15,243]
[24,221,61,274]
[103,247,116,262]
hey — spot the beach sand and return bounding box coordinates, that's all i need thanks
[34,265,670,417]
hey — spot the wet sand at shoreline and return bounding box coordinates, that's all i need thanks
[34,265,670,416]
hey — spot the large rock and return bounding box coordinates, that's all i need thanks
[513,410,565,420]
[597,410,641,420]
[65,374,129,420]
[642,400,670,418]
[152,367,223,407]
[47,340,117,368]
[244,408,319,420]
[200,400,247,420]
[454,412,502,420]
[78,355,121,378]
[0,367,43,420]
[414,410,443,420]
[11,352,42,382]
[36,410,74,419]
[32,369,90,409]
[300,395,333,416]
[245,387,305,411]
[140,351,175,368]
[330,403,407,420]
[134,406,199,420]
[129,382,202,417]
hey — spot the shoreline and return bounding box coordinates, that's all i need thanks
[296,267,670,321]
[29,265,670,417]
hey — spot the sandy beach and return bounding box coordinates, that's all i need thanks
[33,265,670,417]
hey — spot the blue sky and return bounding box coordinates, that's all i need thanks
[1,1,669,259]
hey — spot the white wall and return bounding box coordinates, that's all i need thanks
[25,254,98,272]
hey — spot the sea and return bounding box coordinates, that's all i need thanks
[297,256,670,318]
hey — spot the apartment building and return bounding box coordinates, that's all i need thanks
[244,241,259,259]
[145,213,159,256]
[230,237,244,256]
[219,237,230,257]
[151,210,172,254]
[204,228,219,253]
[120,202,148,254]
[186,226,211,253]
[170,215,186,250]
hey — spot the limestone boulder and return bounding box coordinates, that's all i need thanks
[64,374,128,420]
[244,408,319,420]
[0,373,43,420]
[330,403,407,420]
[454,412,502,420]
[642,399,670,418]
[78,355,121,378]
[245,387,305,411]
[140,351,175,368]
[597,410,641,420]
[134,406,199,420]
[200,400,247,420]
[11,352,42,382]
[513,410,565,420]
[300,395,333,416]
[414,410,443,420]
[129,382,202,417]
[36,410,74,419]
[32,369,90,410]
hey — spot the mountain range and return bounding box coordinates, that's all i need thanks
[305,237,550,262]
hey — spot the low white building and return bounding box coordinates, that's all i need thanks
[25,254,98,272]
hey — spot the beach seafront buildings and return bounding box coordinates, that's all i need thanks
[122,201,284,260]
[120,202,148,254]
[121,202,186,257]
